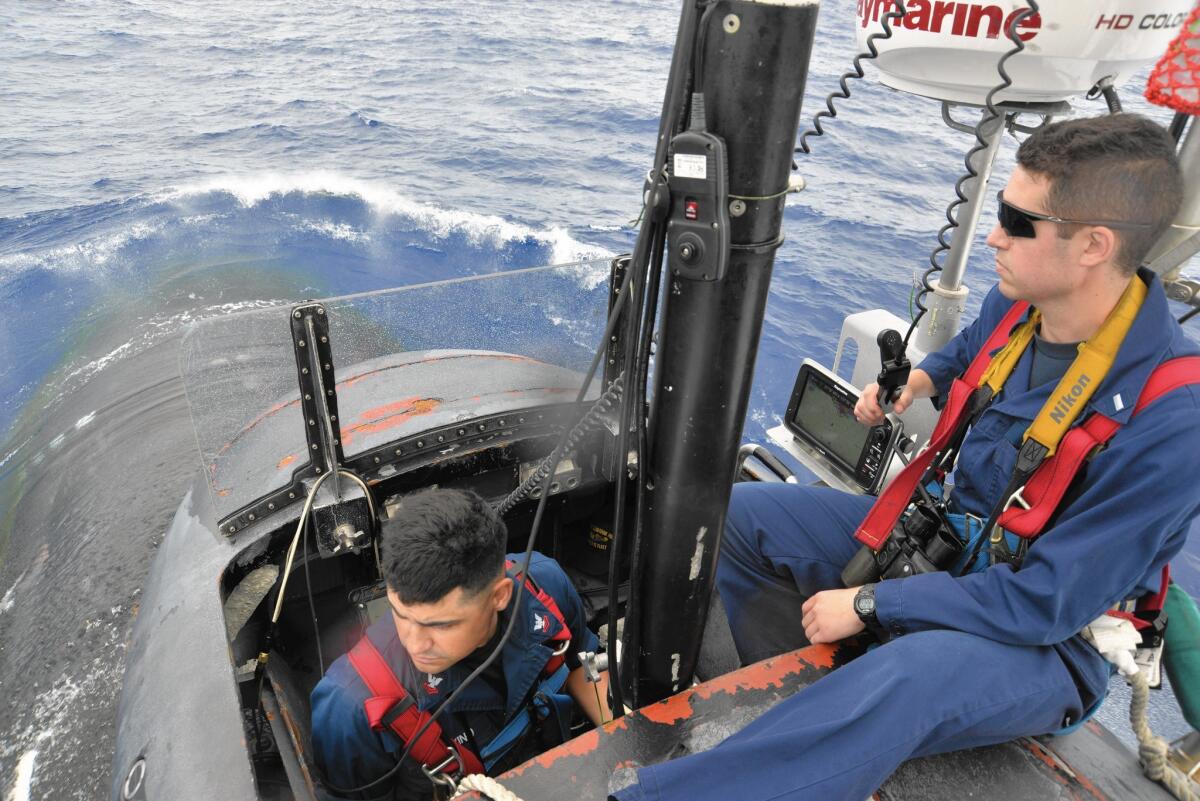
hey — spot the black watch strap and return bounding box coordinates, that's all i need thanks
[853,584,882,633]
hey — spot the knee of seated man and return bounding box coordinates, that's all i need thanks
[865,630,1007,689]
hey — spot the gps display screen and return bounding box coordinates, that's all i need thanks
[791,374,868,471]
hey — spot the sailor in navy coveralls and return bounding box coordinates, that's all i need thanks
[311,488,603,800]
[612,117,1200,801]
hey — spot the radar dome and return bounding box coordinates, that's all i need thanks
[855,1,1193,105]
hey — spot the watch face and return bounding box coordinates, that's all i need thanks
[855,592,874,616]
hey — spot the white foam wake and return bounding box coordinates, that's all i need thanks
[162,171,613,265]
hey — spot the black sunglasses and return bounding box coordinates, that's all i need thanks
[996,191,1152,239]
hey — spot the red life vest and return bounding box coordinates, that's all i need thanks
[854,300,1200,626]
[346,562,571,776]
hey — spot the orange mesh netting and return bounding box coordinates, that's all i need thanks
[1146,4,1200,114]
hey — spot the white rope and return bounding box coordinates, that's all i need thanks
[1129,669,1200,801]
[452,774,528,801]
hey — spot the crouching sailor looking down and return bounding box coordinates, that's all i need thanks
[611,113,1200,801]
[311,488,606,800]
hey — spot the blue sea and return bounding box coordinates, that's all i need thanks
[1,1,1197,797]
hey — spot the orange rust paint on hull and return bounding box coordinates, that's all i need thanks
[358,396,430,422]
[341,398,442,447]
[276,454,298,471]
[503,645,838,781]
[636,695,696,726]
[1022,738,1109,801]
[691,644,836,701]
[213,352,541,458]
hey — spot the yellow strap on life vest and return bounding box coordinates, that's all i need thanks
[1024,276,1147,456]
[977,311,1041,396]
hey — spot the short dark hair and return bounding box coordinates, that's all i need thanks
[1015,113,1183,275]
[381,488,506,604]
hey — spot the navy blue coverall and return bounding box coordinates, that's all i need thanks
[311,552,598,801]
[612,274,1200,801]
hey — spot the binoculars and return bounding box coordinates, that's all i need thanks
[841,504,965,587]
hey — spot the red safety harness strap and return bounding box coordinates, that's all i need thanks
[505,560,571,674]
[991,356,1200,624]
[997,356,1200,538]
[348,637,486,776]
[854,301,1030,550]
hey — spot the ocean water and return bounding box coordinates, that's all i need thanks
[1,1,1198,798]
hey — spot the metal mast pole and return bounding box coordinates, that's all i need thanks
[628,0,820,705]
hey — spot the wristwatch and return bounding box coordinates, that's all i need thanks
[853,584,883,635]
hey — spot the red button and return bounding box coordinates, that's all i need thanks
[684,200,699,220]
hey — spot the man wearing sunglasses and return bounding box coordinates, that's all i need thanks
[611,114,1200,801]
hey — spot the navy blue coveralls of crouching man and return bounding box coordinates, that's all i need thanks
[611,114,1200,801]
[311,488,606,800]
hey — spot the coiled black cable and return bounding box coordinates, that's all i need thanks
[495,373,625,518]
[904,0,1040,348]
[795,1,907,156]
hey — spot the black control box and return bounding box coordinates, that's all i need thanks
[666,130,730,282]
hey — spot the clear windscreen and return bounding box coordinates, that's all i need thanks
[180,260,613,522]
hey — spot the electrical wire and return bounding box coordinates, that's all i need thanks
[495,374,625,517]
[254,468,377,720]
[1179,306,1200,324]
[794,1,907,156]
[904,0,1039,348]
[302,515,325,675]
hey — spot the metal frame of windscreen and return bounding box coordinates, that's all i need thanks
[179,258,617,536]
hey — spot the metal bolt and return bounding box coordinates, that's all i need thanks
[316,467,322,474]
[374,456,380,464]
[298,340,306,347]
[312,444,319,450]
[248,514,255,521]
[289,492,296,499]
[723,13,740,33]
[611,335,618,342]
[478,424,486,431]
[302,367,309,375]
[268,503,275,510]
[330,415,336,422]
[416,440,424,448]
[327,389,333,396]
[309,419,315,426]
[712,222,719,229]
[228,526,237,533]
[305,394,312,400]
[395,448,403,456]
[457,428,466,436]
[729,199,746,217]
[321,335,328,343]
[324,363,331,370]
[316,308,325,315]
[293,311,302,319]
[498,419,505,426]
[333,439,339,445]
